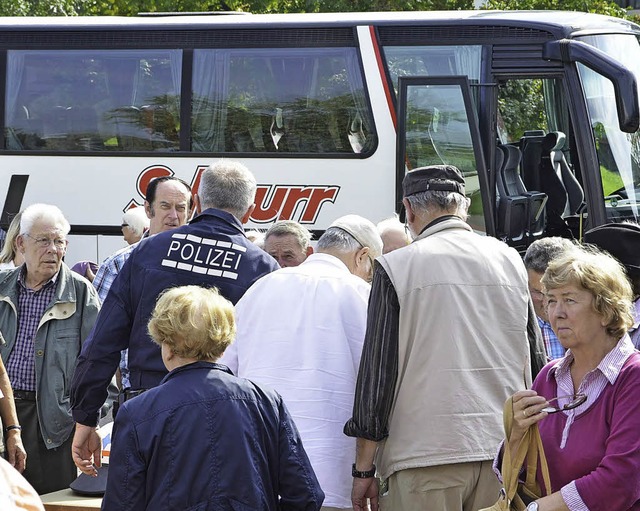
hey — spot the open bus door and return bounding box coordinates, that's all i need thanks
[396,76,494,237]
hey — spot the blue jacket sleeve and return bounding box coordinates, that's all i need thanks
[277,397,324,511]
[101,404,147,511]
[70,253,135,426]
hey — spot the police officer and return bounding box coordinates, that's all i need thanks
[70,160,279,475]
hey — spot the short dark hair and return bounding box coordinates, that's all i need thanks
[146,176,193,211]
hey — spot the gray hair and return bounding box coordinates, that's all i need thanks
[122,207,150,238]
[265,220,312,250]
[376,214,404,234]
[406,189,470,220]
[524,237,575,273]
[20,204,70,236]
[317,227,363,254]
[0,212,22,264]
[198,160,257,219]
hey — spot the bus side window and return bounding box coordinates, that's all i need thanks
[192,47,374,155]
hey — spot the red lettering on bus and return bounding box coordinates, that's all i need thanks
[253,185,340,224]
[132,165,339,224]
[253,186,291,222]
[137,165,174,198]
[299,187,340,223]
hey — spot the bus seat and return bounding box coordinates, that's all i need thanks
[348,112,366,153]
[520,130,547,191]
[496,144,528,242]
[497,144,547,242]
[547,131,584,215]
[539,132,574,237]
[270,107,286,150]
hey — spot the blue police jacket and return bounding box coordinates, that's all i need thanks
[70,209,279,426]
[102,362,324,511]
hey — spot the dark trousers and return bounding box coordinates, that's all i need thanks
[15,398,77,495]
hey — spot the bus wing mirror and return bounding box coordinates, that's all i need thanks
[543,39,639,133]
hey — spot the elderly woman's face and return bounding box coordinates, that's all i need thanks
[546,283,606,349]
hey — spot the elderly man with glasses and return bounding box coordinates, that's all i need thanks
[0,203,100,494]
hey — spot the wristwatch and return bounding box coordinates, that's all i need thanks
[351,463,376,478]
[526,503,539,511]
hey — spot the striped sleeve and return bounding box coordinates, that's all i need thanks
[344,261,399,442]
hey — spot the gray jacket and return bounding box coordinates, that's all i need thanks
[0,264,100,448]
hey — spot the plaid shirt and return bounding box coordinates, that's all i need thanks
[538,316,566,360]
[6,268,57,391]
[93,243,137,303]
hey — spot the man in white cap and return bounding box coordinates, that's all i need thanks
[220,214,383,511]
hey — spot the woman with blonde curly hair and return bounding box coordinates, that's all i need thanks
[102,285,323,511]
[499,245,640,511]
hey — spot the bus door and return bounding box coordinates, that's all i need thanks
[395,76,492,236]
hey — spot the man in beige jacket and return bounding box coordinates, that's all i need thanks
[344,165,545,511]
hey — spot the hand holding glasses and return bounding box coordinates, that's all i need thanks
[541,393,587,414]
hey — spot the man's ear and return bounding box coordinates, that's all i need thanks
[193,194,203,215]
[306,245,314,257]
[240,204,256,224]
[402,198,415,223]
[144,201,153,219]
[357,246,370,265]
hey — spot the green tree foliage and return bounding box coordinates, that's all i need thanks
[1,0,474,16]
[0,0,630,17]
[485,0,627,18]
[0,0,78,16]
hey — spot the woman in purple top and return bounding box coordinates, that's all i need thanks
[505,245,640,511]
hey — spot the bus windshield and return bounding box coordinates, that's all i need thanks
[577,33,640,223]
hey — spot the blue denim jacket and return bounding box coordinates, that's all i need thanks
[0,263,100,447]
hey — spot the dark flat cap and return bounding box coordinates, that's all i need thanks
[403,165,465,197]
[69,465,109,496]
[583,223,640,276]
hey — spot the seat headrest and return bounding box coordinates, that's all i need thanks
[503,144,521,169]
[541,131,566,152]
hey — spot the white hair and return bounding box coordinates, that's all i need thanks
[122,207,150,238]
[20,204,70,235]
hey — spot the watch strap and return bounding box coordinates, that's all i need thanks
[351,463,376,478]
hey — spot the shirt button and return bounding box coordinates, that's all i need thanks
[36,350,44,357]
[46,439,52,444]
[63,311,68,315]
[48,312,53,317]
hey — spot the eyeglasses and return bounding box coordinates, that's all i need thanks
[121,223,129,228]
[24,233,67,249]
[541,393,587,414]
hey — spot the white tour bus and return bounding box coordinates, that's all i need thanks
[1,11,639,264]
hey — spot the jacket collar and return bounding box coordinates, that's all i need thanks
[189,208,245,235]
[0,262,77,304]
[414,215,472,242]
[161,361,233,385]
